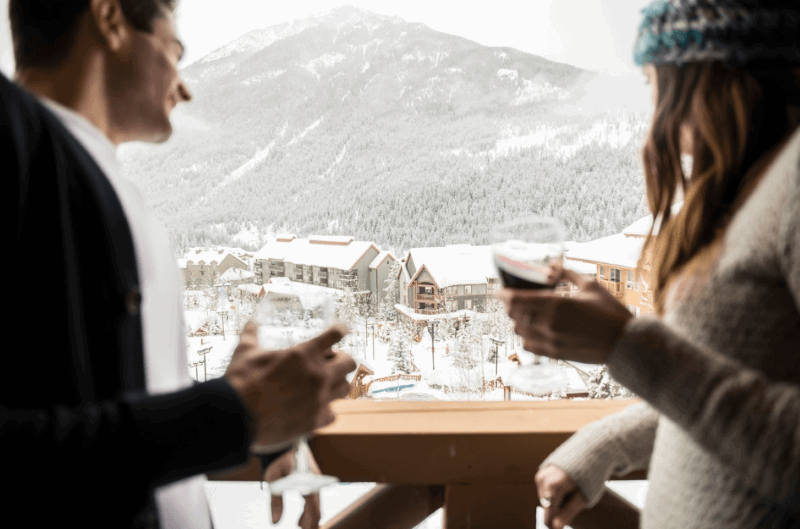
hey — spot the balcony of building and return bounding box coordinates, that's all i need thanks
[211,399,642,529]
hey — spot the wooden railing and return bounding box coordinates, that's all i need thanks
[211,400,643,529]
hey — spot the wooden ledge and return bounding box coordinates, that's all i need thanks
[212,399,642,484]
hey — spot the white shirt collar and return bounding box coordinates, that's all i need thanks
[39,97,120,181]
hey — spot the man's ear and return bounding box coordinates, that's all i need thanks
[89,0,132,54]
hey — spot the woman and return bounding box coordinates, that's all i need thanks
[499,1,800,528]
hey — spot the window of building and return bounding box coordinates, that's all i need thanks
[599,265,605,278]
[465,299,473,310]
[627,270,634,288]
[610,268,621,282]
[465,285,472,295]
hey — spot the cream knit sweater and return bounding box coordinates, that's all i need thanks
[544,127,800,528]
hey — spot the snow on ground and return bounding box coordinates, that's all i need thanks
[287,118,323,146]
[241,70,286,86]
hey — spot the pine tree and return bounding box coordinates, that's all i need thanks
[387,329,414,374]
[452,325,478,370]
[336,290,363,357]
[382,259,403,321]
[586,365,633,399]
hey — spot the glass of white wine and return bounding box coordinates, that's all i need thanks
[255,290,340,495]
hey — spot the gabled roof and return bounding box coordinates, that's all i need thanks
[237,284,265,295]
[623,202,684,238]
[406,245,499,288]
[369,251,396,269]
[183,249,247,267]
[219,268,255,281]
[255,238,304,260]
[256,237,380,271]
[566,233,645,269]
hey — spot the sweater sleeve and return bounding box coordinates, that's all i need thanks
[607,317,800,507]
[0,377,255,488]
[542,401,658,507]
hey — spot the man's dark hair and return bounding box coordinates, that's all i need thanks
[9,0,177,69]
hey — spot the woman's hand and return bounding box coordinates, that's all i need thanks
[536,465,588,529]
[497,269,633,365]
[264,450,322,529]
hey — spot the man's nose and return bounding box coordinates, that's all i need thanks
[177,80,192,103]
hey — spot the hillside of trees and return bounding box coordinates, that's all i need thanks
[120,6,651,256]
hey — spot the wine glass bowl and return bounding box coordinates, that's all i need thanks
[491,217,565,290]
[254,289,342,494]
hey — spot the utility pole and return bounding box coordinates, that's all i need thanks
[197,347,212,382]
[427,320,439,371]
[490,336,505,377]
[366,320,377,360]
[217,311,228,340]
[189,361,202,381]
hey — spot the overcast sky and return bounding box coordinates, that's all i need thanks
[0,0,652,77]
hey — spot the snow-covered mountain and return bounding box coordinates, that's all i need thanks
[122,5,649,252]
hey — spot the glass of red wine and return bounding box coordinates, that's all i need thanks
[491,217,570,396]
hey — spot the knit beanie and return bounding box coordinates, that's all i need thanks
[634,0,800,67]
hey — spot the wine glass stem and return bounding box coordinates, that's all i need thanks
[296,438,311,473]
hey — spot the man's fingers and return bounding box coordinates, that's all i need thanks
[236,320,260,348]
[314,406,336,430]
[271,493,284,524]
[299,325,348,357]
[326,350,358,379]
[552,493,587,529]
[299,493,321,529]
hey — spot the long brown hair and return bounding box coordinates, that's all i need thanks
[640,62,800,313]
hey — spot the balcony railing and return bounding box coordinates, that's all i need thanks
[211,400,642,529]
[416,294,436,301]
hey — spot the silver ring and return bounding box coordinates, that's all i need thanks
[540,496,552,508]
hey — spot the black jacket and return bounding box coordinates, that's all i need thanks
[1,74,253,527]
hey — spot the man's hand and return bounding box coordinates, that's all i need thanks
[536,465,588,529]
[224,321,356,447]
[265,450,321,529]
[496,269,633,365]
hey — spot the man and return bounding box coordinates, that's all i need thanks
[1,1,356,528]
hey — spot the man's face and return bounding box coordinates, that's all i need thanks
[107,10,191,143]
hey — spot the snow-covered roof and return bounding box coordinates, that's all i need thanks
[183,248,247,267]
[219,268,255,281]
[255,237,379,270]
[563,258,597,275]
[267,277,292,285]
[237,284,265,295]
[255,238,304,260]
[394,303,475,322]
[369,251,395,269]
[185,247,251,263]
[308,235,354,245]
[566,234,645,269]
[623,202,684,238]
[406,245,499,288]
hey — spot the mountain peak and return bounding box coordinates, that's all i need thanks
[197,5,404,65]
[314,5,405,26]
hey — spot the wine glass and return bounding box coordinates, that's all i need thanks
[254,289,341,495]
[491,217,571,396]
